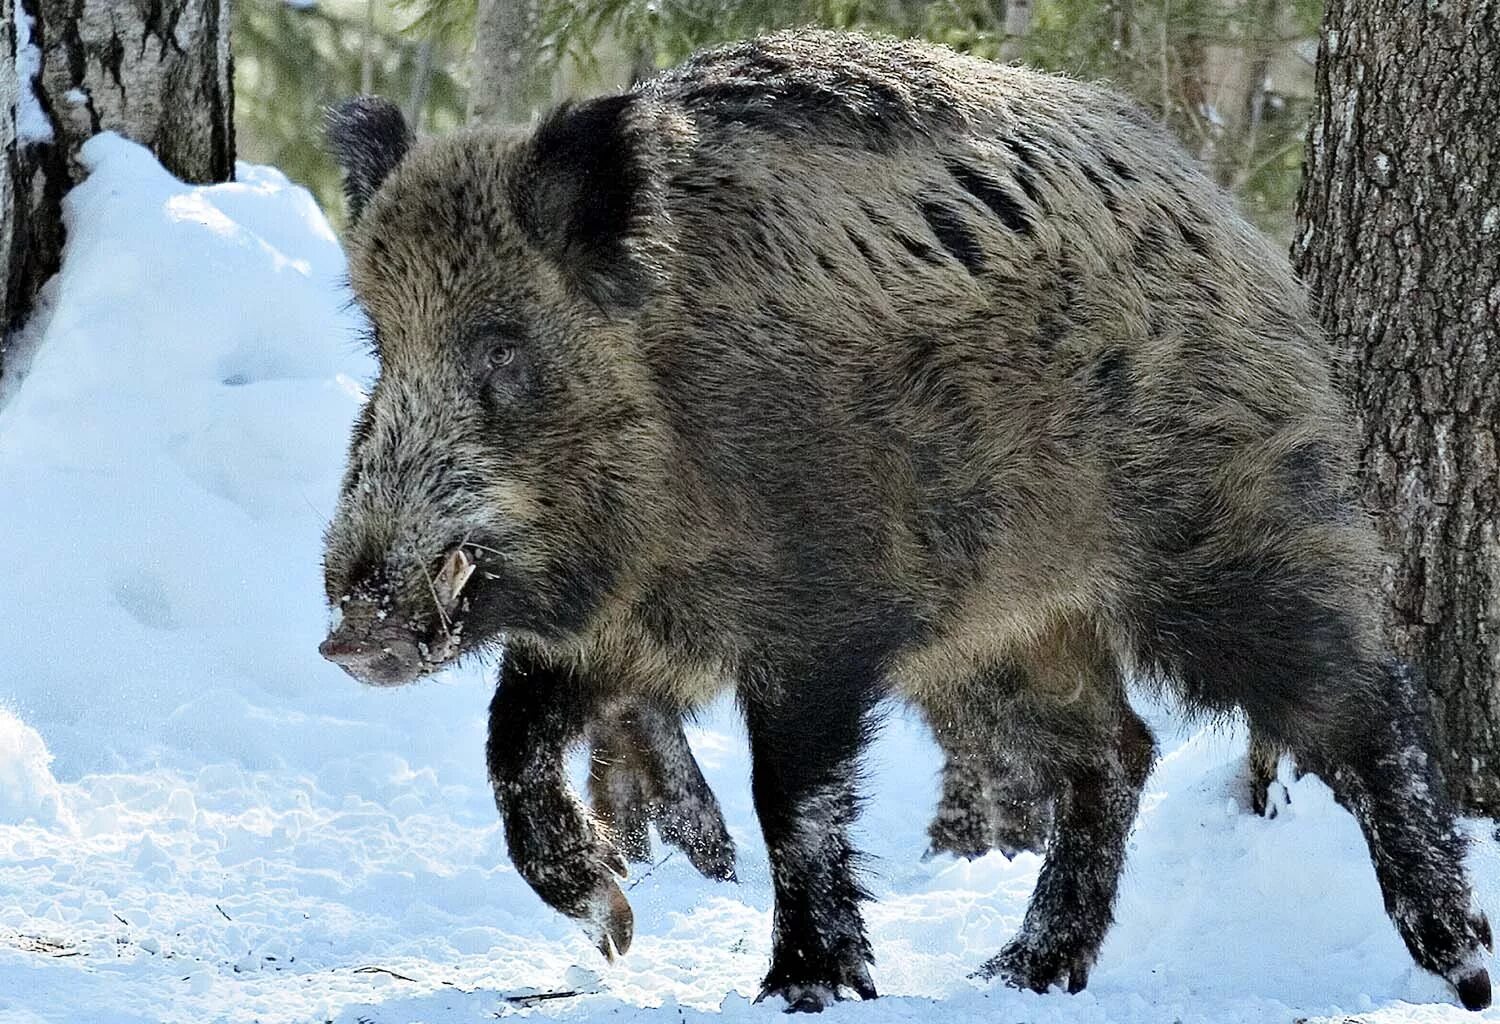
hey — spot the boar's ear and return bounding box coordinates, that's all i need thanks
[325,97,414,224]
[509,94,666,313]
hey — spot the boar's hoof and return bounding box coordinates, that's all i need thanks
[581,879,634,962]
[923,819,1046,863]
[760,983,836,1014]
[924,804,994,861]
[922,827,991,863]
[1444,912,1492,1011]
[975,934,1093,995]
[757,960,876,1012]
[1404,907,1494,1011]
[993,828,1048,860]
[661,815,737,883]
[1452,967,1491,1012]
[680,832,737,884]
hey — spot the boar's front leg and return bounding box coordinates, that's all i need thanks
[486,647,634,960]
[744,674,878,1012]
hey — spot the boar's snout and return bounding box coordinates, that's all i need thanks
[319,546,481,686]
[319,585,428,686]
[319,628,426,686]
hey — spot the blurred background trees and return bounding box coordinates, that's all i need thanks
[233,0,1321,237]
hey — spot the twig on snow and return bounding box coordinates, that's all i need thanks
[501,990,586,1007]
[354,965,421,983]
[626,851,673,891]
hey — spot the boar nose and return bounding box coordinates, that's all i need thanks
[319,633,424,686]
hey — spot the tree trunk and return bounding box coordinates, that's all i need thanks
[470,0,549,125]
[1110,0,1134,57]
[1223,0,1281,193]
[2,0,233,351]
[1293,0,1500,814]
[3,0,17,357]
[1000,0,1033,63]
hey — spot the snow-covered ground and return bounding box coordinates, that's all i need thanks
[1,135,1498,1024]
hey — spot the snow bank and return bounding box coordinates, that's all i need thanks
[0,134,488,782]
[0,136,1495,1024]
[0,709,69,829]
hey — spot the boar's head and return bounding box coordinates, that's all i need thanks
[317,95,676,685]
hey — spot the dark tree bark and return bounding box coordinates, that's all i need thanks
[3,0,17,361]
[2,0,233,355]
[1293,0,1500,814]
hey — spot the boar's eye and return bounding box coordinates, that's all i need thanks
[472,327,531,405]
[487,344,517,372]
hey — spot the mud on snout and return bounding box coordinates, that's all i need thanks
[319,546,479,686]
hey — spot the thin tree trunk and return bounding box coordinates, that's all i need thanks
[1110,0,1134,55]
[471,0,550,125]
[1000,0,1033,63]
[360,0,375,95]
[2,0,233,363]
[1230,0,1278,191]
[1293,0,1500,813]
[629,37,656,87]
[408,37,436,130]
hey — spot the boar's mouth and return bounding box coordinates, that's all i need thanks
[319,546,484,686]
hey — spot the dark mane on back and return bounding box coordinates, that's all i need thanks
[642,32,969,152]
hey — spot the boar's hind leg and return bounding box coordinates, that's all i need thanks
[975,667,1154,995]
[922,688,1051,861]
[486,647,633,961]
[1247,729,1292,818]
[744,674,878,1012]
[1136,543,1492,1010]
[924,725,1003,860]
[1272,660,1491,1009]
[587,700,738,881]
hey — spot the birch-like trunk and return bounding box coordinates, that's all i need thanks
[2,0,233,358]
[1293,0,1500,813]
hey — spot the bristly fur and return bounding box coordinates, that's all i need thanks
[319,29,1492,1012]
[325,96,414,224]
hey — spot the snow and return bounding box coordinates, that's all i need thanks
[0,710,70,830]
[1,134,1498,1023]
[11,2,53,143]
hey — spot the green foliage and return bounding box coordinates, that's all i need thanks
[234,0,1322,238]
[235,0,468,224]
[538,0,1008,74]
[389,0,476,49]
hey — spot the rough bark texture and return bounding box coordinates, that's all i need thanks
[1293,0,1500,814]
[2,0,17,353]
[2,0,233,351]
[470,0,549,125]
